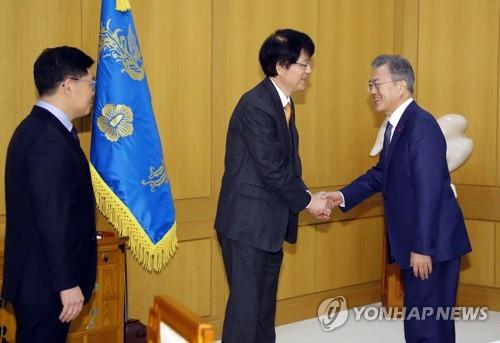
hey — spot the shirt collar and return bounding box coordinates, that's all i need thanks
[36,100,73,132]
[270,78,291,107]
[388,97,413,128]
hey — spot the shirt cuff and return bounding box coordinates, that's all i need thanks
[338,191,346,207]
[305,190,313,208]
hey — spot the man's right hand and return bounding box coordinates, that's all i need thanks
[322,191,344,208]
[59,286,84,323]
[306,192,331,219]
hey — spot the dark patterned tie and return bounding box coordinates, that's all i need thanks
[383,121,393,158]
[71,126,80,145]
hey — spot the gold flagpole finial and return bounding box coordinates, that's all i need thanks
[115,0,131,12]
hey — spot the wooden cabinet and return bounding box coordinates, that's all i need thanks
[0,235,127,343]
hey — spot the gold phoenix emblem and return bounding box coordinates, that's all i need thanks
[99,19,144,81]
[142,165,168,192]
[97,104,134,142]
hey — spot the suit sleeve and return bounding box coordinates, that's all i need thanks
[408,118,447,256]
[339,161,383,212]
[25,134,78,292]
[238,103,310,213]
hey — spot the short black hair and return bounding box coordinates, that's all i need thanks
[372,55,415,94]
[259,29,315,77]
[34,46,94,96]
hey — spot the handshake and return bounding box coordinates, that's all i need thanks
[306,191,344,220]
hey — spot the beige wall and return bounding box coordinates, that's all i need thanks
[0,0,499,337]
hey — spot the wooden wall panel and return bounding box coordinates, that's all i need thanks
[128,0,212,200]
[498,0,500,187]
[460,220,495,287]
[0,0,82,215]
[417,0,499,186]
[127,237,212,322]
[277,226,316,300]
[314,217,384,291]
[496,223,500,288]
[0,216,4,242]
[393,0,419,66]
[312,0,395,187]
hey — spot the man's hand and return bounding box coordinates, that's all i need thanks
[410,252,432,280]
[59,286,84,323]
[322,191,344,209]
[306,192,331,220]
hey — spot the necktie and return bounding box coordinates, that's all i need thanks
[71,126,80,144]
[284,102,291,126]
[383,121,393,158]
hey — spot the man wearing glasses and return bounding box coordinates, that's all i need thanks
[2,46,97,342]
[325,55,471,343]
[215,29,330,343]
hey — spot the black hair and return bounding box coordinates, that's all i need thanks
[34,46,94,96]
[259,29,315,77]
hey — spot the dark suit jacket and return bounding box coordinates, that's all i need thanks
[340,101,471,268]
[215,78,310,252]
[2,105,97,307]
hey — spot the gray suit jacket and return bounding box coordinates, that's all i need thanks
[215,78,310,252]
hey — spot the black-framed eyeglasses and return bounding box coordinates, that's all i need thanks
[69,77,96,89]
[367,79,401,92]
[293,61,312,69]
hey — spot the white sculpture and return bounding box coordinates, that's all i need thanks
[369,114,473,197]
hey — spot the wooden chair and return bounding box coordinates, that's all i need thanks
[147,295,214,343]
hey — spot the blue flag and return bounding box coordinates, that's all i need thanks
[90,0,176,271]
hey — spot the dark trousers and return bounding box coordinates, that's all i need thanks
[13,303,70,343]
[401,257,461,343]
[217,232,283,343]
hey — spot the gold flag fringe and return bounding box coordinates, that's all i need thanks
[90,163,177,272]
[115,0,131,12]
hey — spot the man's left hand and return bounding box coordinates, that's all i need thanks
[410,252,432,280]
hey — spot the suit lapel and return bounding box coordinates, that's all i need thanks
[31,106,89,167]
[263,78,293,152]
[382,101,416,182]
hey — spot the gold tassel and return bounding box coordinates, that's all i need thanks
[90,164,178,272]
[115,0,131,12]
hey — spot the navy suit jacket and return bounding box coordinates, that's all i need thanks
[2,106,97,307]
[215,78,310,252]
[340,101,471,268]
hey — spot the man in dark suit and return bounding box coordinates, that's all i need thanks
[326,55,472,342]
[214,29,330,342]
[2,46,97,343]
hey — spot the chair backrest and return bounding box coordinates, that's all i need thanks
[147,295,214,343]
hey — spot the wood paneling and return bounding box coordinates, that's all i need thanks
[127,238,212,322]
[456,185,500,222]
[457,284,500,311]
[417,0,499,186]
[0,0,82,215]
[315,217,384,291]
[460,220,495,287]
[312,0,395,187]
[496,223,500,288]
[0,216,4,242]
[498,0,500,188]
[394,0,419,65]
[276,281,380,326]
[277,225,316,300]
[124,0,212,200]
